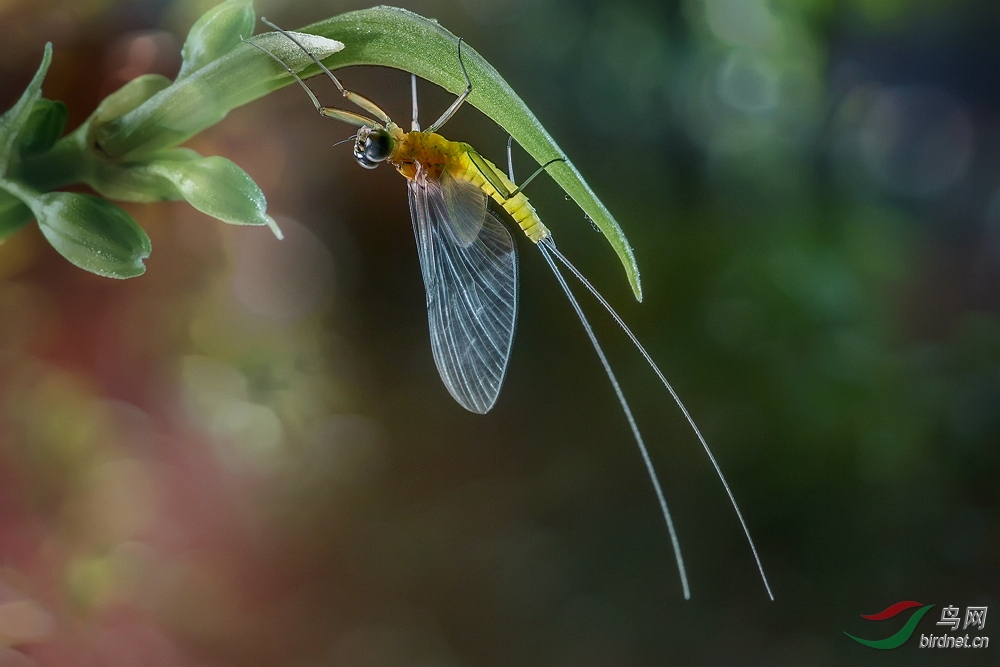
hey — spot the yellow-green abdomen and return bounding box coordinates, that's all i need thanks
[451,146,550,243]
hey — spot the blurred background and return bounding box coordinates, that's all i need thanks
[0,0,998,665]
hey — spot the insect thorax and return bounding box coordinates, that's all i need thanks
[390,132,456,181]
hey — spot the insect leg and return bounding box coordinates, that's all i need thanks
[260,18,395,125]
[426,38,472,133]
[542,237,775,601]
[507,136,516,181]
[242,33,379,128]
[506,158,566,198]
[411,73,420,132]
[538,238,691,600]
[468,151,511,201]
[501,135,566,198]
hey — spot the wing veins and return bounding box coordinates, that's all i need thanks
[407,174,518,413]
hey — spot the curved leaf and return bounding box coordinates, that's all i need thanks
[96,8,641,298]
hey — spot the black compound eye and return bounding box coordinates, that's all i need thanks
[364,131,393,162]
[353,129,391,170]
[354,150,379,169]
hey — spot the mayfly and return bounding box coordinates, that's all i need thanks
[246,20,772,600]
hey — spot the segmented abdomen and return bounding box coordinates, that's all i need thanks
[452,150,550,243]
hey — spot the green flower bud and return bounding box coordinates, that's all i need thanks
[86,74,172,146]
[85,147,198,203]
[178,0,256,80]
[78,147,281,237]
[17,187,151,278]
[18,99,67,157]
[145,153,278,232]
[97,32,343,159]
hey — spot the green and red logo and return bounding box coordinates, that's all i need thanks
[845,601,935,649]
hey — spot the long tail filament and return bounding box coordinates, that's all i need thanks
[539,237,774,601]
[538,240,691,600]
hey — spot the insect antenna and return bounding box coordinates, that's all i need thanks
[538,239,691,600]
[332,134,359,149]
[539,237,774,601]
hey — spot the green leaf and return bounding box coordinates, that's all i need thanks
[177,0,256,80]
[0,43,52,174]
[18,99,68,157]
[95,8,642,298]
[3,180,151,278]
[0,188,33,238]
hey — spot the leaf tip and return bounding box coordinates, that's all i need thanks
[264,214,283,240]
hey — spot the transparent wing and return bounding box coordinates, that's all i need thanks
[408,174,518,414]
[441,169,486,246]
